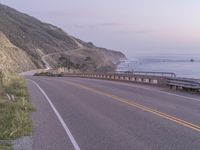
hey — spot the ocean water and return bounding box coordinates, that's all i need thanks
[117,53,200,79]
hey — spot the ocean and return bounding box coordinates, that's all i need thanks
[117,53,200,79]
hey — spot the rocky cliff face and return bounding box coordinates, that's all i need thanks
[0,32,36,75]
[0,3,126,72]
[49,48,126,71]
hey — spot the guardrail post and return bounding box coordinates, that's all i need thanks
[136,78,142,82]
[130,77,135,81]
[115,76,119,80]
[143,78,150,83]
[172,85,177,90]
[151,79,158,84]
[120,76,124,80]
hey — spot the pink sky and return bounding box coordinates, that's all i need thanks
[1,0,200,57]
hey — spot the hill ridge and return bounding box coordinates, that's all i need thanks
[0,3,126,72]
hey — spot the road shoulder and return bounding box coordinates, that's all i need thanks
[27,80,74,150]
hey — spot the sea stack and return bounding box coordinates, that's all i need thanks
[190,59,195,62]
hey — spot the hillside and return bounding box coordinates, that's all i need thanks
[0,3,126,72]
[0,31,36,75]
[49,48,126,71]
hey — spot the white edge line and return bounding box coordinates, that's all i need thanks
[28,79,81,150]
[68,78,200,103]
[158,90,200,102]
[109,81,200,102]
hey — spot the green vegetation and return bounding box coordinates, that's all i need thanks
[58,56,97,71]
[58,56,76,69]
[0,142,12,150]
[0,75,34,148]
[96,66,115,72]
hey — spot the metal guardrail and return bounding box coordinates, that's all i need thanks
[131,71,176,77]
[115,71,176,77]
[61,72,168,86]
[167,77,200,91]
[35,70,200,92]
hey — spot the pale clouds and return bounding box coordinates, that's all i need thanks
[73,22,123,30]
[134,30,155,35]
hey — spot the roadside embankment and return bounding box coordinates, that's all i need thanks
[0,75,35,150]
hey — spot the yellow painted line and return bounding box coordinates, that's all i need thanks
[60,79,200,132]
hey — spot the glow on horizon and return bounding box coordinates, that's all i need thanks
[1,0,200,57]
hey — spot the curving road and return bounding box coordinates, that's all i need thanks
[26,76,200,150]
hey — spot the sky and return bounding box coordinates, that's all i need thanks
[1,0,200,58]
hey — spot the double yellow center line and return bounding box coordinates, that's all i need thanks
[61,80,200,132]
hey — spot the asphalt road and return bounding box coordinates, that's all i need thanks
[26,76,200,150]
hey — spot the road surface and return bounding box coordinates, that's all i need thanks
[26,76,200,150]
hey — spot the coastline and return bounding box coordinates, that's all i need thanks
[117,54,200,79]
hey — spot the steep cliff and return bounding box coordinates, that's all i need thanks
[0,32,36,74]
